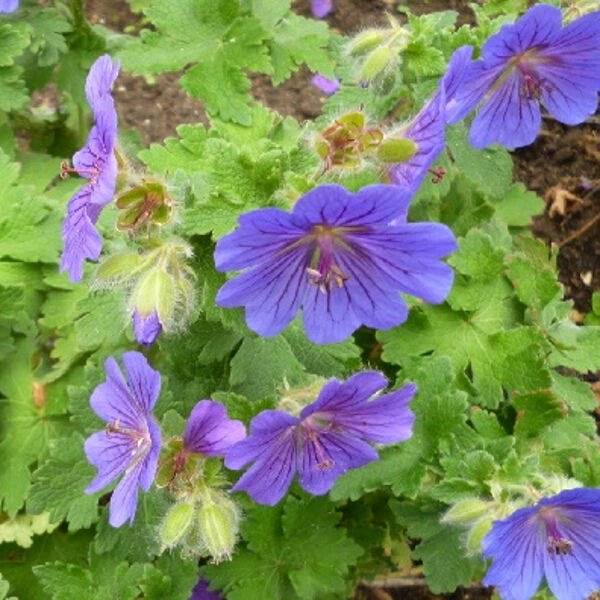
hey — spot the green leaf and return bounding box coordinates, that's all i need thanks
[230,335,305,401]
[446,122,513,199]
[0,23,30,67]
[0,512,58,549]
[550,371,596,413]
[0,65,28,111]
[254,7,334,84]
[0,154,62,263]
[27,434,98,532]
[0,528,93,600]
[204,496,362,600]
[0,339,70,516]
[511,391,565,440]
[73,292,128,352]
[27,8,72,67]
[119,0,269,123]
[93,491,170,563]
[282,322,361,378]
[547,322,600,373]
[391,500,476,593]
[35,559,145,600]
[330,442,426,502]
[140,556,198,600]
[491,183,545,226]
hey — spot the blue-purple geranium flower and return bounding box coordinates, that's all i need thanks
[447,5,600,149]
[215,184,457,345]
[84,351,161,527]
[60,54,120,282]
[0,0,18,12]
[225,372,416,505]
[183,400,246,457]
[482,487,600,600]
[133,309,163,348]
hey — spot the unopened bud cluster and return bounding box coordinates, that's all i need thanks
[158,443,241,563]
[314,108,417,173]
[346,14,412,84]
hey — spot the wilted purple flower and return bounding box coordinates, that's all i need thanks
[132,309,163,348]
[386,90,446,193]
[215,184,457,345]
[482,487,600,600]
[183,400,246,457]
[84,351,162,527]
[225,372,416,505]
[312,73,340,95]
[187,577,225,600]
[60,55,120,282]
[311,0,332,19]
[447,5,600,149]
[0,0,18,12]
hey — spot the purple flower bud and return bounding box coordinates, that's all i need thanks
[132,309,163,348]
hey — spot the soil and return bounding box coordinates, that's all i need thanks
[84,1,600,599]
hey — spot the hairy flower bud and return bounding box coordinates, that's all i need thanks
[346,29,385,55]
[359,46,394,84]
[160,501,195,549]
[196,490,240,563]
[442,499,492,525]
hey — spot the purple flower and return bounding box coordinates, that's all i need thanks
[0,0,18,12]
[183,400,246,457]
[215,184,457,345]
[187,577,225,600]
[447,5,600,149]
[311,0,332,19]
[312,73,340,95]
[386,90,446,193]
[60,55,120,282]
[84,351,162,527]
[225,372,416,505]
[132,309,163,348]
[482,488,600,600]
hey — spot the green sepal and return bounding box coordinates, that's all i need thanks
[377,138,418,163]
[95,253,147,284]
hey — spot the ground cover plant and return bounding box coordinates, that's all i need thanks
[0,1,599,600]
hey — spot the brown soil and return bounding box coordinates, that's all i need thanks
[84,0,600,598]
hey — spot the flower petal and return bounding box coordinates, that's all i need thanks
[482,506,545,600]
[183,400,246,456]
[469,69,541,149]
[298,430,377,496]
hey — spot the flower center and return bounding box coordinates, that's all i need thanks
[60,159,102,184]
[305,225,351,293]
[539,506,574,558]
[514,53,553,100]
[299,416,335,471]
[106,419,150,457]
